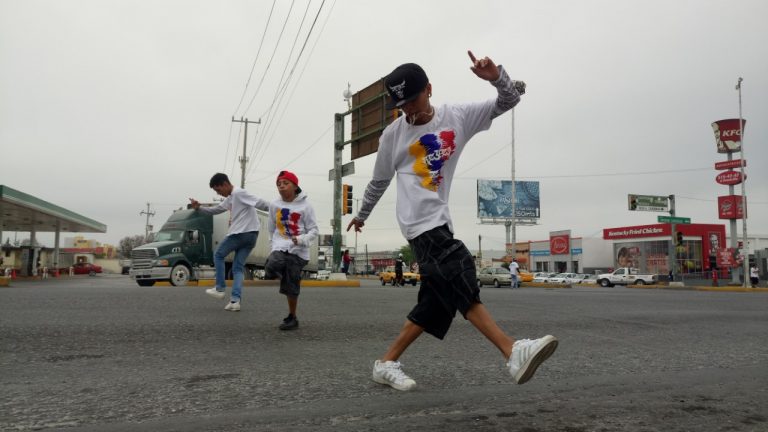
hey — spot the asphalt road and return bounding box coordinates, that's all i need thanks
[1,275,767,432]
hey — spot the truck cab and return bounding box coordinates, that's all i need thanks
[130,209,214,286]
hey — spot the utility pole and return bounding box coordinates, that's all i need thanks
[735,77,749,287]
[140,203,155,241]
[231,116,262,188]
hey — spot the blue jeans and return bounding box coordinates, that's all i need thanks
[511,274,519,288]
[214,231,258,302]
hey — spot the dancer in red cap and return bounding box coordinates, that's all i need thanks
[264,171,319,330]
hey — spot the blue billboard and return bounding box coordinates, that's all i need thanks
[477,180,540,219]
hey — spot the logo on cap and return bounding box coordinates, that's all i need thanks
[389,80,407,99]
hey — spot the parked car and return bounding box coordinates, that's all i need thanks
[477,267,512,288]
[565,274,589,284]
[519,270,534,283]
[72,262,102,276]
[548,272,577,284]
[581,274,599,284]
[532,272,557,283]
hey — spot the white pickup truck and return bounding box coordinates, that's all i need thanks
[596,267,657,287]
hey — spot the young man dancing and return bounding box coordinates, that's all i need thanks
[347,51,557,391]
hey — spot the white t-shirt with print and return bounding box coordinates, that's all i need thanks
[372,100,495,240]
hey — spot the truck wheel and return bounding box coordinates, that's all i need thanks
[493,279,500,288]
[137,280,155,287]
[599,279,611,287]
[635,279,646,285]
[381,278,386,286]
[170,264,191,286]
[411,280,417,286]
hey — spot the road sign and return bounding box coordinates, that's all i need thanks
[628,194,670,212]
[328,161,355,180]
[657,216,691,224]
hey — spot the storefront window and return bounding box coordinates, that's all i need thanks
[614,240,703,275]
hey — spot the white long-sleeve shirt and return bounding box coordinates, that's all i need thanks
[196,187,270,235]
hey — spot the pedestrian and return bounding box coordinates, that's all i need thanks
[509,258,520,288]
[750,264,759,288]
[342,250,351,275]
[189,173,271,312]
[264,171,319,330]
[394,253,405,286]
[347,51,557,391]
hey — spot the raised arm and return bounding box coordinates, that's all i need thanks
[468,50,526,119]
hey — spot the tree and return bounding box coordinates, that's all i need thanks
[398,245,415,267]
[118,235,150,258]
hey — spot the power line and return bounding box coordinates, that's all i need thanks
[232,0,278,117]
[241,0,297,115]
[247,0,315,166]
[248,0,329,176]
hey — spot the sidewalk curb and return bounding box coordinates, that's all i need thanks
[154,279,360,288]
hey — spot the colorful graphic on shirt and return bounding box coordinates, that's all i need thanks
[409,130,456,191]
[276,208,302,238]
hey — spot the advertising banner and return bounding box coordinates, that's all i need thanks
[715,170,745,186]
[711,118,746,153]
[477,180,540,219]
[717,195,744,219]
[714,159,746,170]
[716,248,736,268]
[549,230,570,255]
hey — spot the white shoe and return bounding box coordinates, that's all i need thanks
[205,288,225,300]
[507,335,558,384]
[224,301,240,312]
[372,360,416,391]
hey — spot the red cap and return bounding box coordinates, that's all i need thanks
[276,170,299,186]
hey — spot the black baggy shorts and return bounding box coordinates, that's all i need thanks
[407,225,481,339]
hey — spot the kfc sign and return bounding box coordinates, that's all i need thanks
[603,224,670,240]
[716,248,736,268]
[712,118,746,153]
[715,170,745,186]
[718,195,744,219]
[714,159,746,170]
[549,230,571,255]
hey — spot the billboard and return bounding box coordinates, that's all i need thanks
[477,180,540,219]
[711,118,746,153]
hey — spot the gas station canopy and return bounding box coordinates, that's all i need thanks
[0,185,106,234]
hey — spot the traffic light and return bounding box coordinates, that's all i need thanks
[342,184,353,215]
[676,231,684,246]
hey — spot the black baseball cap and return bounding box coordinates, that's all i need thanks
[384,63,429,110]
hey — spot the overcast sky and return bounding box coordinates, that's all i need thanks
[1,0,766,253]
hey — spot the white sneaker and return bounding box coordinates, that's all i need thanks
[224,301,240,312]
[507,335,558,384]
[205,288,225,300]
[372,360,416,391]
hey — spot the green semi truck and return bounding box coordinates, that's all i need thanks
[129,206,317,286]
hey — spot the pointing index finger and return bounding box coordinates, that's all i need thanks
[467,50,477,64]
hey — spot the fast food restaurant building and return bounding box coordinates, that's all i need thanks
[602,223,727,275]
[525,223,727,275]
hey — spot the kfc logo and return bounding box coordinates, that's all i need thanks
[712,118,746,154]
